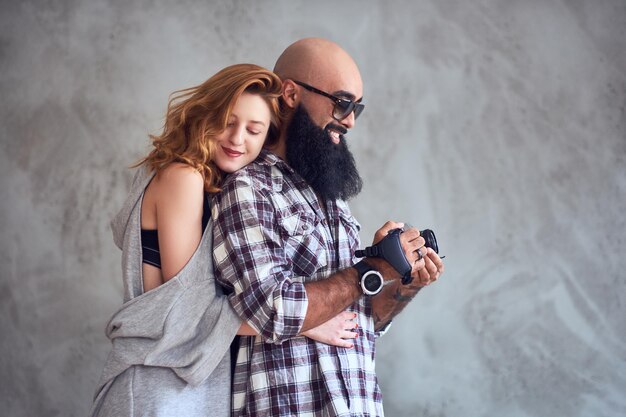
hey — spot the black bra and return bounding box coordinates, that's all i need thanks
[141,194,211,269]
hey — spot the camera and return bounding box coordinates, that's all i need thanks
[355,227,441,285]
[420,229,439,254]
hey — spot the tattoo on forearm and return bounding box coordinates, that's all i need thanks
[389,287,421,317]
[373,285,422,331]
[392,288,415,303]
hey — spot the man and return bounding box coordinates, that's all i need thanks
[212,38,444,416]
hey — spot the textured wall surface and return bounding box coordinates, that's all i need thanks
[1,1,625,416]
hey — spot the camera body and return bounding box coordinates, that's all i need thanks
[355,227,440,285]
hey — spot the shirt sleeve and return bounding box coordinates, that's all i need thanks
[212,173,308,344]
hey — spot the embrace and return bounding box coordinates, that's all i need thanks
[90,38,444,417]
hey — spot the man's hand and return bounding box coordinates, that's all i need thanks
[411,247,444,287]
[366,221,431,284]
[368,221,445,331]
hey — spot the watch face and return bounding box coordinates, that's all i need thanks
[363,272,382,292]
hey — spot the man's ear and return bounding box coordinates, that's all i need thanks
[281,79,299,109]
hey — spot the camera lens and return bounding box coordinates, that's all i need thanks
[420,229,439,254]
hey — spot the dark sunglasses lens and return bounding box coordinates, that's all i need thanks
[353,104,364,120]
[334,100,354,120]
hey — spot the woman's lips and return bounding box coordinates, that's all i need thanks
[222,146,243,157]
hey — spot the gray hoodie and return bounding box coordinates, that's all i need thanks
[89,165,241,417]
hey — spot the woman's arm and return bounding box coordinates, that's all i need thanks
[237,322,258,336]
[236,311,358,347]
[301,311,358,348]
[153,164,205,281]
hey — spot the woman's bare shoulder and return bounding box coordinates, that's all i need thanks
[154,163,204,194]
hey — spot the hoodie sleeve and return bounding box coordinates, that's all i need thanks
[101,273,241,387]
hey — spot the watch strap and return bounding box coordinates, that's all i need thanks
[353,260,375,277]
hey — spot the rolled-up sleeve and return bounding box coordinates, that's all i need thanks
[212,174,308,344]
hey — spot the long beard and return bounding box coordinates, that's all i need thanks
[285,105,362,201]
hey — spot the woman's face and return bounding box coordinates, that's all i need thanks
[214,92,272,173]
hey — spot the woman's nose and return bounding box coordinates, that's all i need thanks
[228,126,245,145]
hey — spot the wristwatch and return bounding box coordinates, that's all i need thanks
[353,260,384,296]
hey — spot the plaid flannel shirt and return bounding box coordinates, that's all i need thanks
[212,149,384,417]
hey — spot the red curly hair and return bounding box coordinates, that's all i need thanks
[136,63,282,192]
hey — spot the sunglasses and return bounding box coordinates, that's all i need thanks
[293,80,365,121]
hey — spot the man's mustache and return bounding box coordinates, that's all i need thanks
[325,123,348,135]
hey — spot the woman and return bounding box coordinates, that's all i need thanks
[90,64,358,417]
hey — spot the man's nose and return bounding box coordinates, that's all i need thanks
[340,111,356,130]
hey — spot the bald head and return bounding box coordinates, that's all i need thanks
[274,38,362,98]
[270,39,364,198]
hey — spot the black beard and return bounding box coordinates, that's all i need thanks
[285,105,363,201]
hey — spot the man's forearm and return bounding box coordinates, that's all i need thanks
[301,267,361,332]
[371,280,421,331]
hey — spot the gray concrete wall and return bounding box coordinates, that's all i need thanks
[1,1,625,416]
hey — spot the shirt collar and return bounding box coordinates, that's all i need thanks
[256,148,295,173]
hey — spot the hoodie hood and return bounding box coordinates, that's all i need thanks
[111,165,155,249]
[110,164,157,301]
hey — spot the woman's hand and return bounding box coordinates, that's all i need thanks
[301,311,359,348]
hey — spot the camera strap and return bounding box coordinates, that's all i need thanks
[355,228,414,285]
